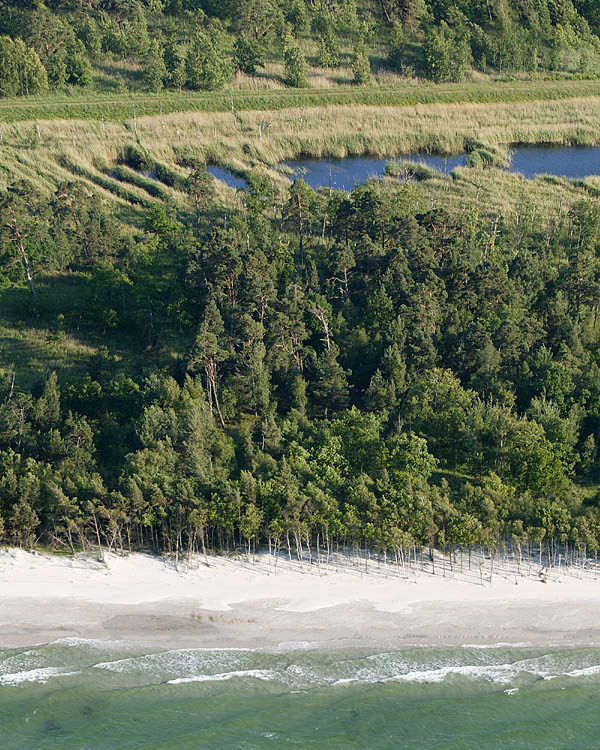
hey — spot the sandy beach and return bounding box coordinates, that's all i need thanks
[1,547,600,650]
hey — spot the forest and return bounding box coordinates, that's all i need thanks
[2,0,600,99]
[3,148,600,562]
[2,0,600,564]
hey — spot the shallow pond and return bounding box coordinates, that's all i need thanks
[509,145,600,179]
[283,154,464,191]
[208,145,600,191]
[206,166,247,190]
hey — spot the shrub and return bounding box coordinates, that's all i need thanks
[423,22,472,82]
[352,41,371,84]
[283,37,308,88]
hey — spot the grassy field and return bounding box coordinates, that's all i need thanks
[4,78,600,124]
[3,94,600,205]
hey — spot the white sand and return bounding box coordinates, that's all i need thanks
[1,547,600,649]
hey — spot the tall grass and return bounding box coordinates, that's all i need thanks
[0,272,182,389]
[2,94,600,231]
[2,94,600,212]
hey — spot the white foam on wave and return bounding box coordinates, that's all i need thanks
[0,667,78,686]
[386,664,517,684]
[564,664,600,677]
[461,643,535,649]
[284,663,323,683]
[49,636,135,649]
[93,646,252,675]
[332,677,375,686]
[333,662,546,686]
[330,652,600,686]
[271,641,317,653]
[0,650,49,677]
[167,669,277,684]
[335,650,600,686]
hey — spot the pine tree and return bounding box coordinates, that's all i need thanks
[163,36,185,88]
[185,33,232,91]
[188,299,228,426]
[386,22,406,72]
[312,343,351,417]
[144,39,167,92]
[65,37,93,87]
[352,41,371,84]
[317,28,341,68]
[283,36,308,88]
[78,17,102,60]
[35,372,61,430]
[234,34,264,75]
[423,22,472,82]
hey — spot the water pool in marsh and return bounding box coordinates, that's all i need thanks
[208,144,600,191]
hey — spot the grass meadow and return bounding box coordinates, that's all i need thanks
[3,78,600,124]
[3,94,600,204]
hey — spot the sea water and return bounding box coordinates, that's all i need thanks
[2,639,600,749]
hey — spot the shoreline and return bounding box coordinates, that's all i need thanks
[1,548,600,650]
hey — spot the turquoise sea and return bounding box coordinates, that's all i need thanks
[2,640,600,749]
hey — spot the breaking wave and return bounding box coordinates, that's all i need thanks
[3,640,600,690]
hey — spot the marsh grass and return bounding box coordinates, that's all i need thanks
[108,164,172,200]
[2,95,600,224]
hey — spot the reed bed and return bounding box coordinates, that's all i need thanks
[2,96,599,190]
[0,95,599,230]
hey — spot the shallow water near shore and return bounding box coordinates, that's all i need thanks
[3,640,600,749]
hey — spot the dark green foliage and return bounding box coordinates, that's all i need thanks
[283,36,308,88]
[423,21,473,82]
[317,28,341,68]
[284,0,309,35]
[143,39,168,92]
[352,41,371,84]
[0,37,48,96]
[27,9,93,87]
[5,0,600,558]
[386,22,406,72]
[77,17,102,60]
[163,36,186,88]
[185,31,232,91]
[1,0,600,101]
[3,162,600,558]
[64,36,93,87]
[233,34,264,75]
